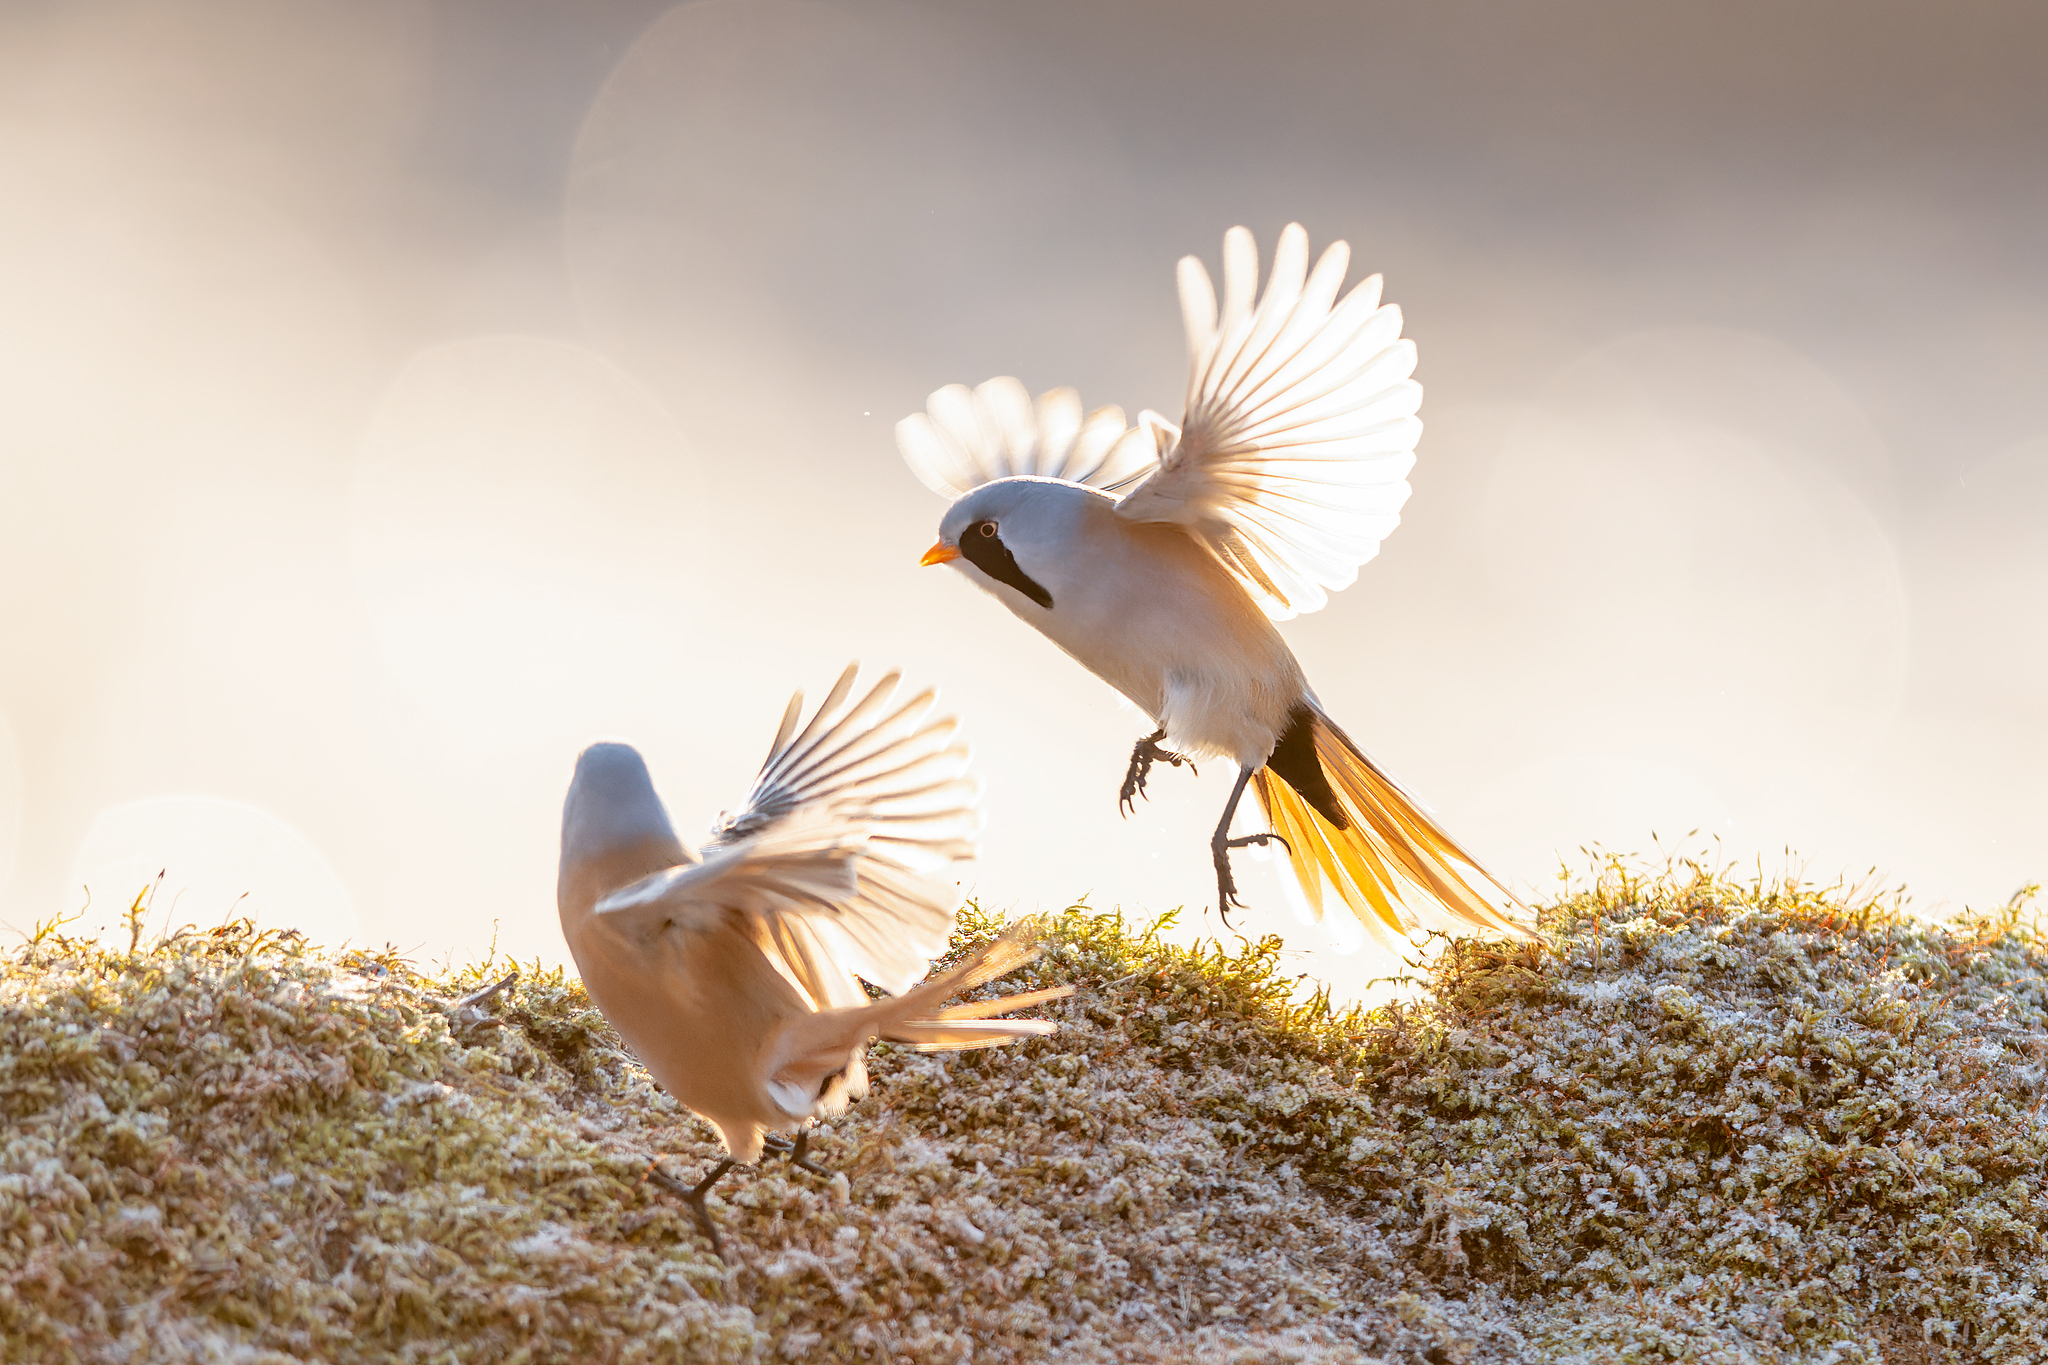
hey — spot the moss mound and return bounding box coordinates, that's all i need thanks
[3,862,2045,1363]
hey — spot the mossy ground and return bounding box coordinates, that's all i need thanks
[3,859,2045,1363]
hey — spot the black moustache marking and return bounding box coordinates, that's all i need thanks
[959,521,1053,609]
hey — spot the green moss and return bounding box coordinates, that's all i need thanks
[3,860,2045,1362]
[0,925,752,1363]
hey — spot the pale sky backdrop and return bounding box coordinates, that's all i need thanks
[1,0,2043,1000]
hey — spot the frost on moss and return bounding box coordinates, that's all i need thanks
[3,859,2046,1363]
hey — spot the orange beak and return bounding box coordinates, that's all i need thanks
[920,541,961,567]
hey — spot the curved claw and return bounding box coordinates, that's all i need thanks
[1213,846,1249,923]
[1118,729,1197,817]
[1209,767,1281,926]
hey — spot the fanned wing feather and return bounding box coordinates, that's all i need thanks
[594,809,864,931]
[897,376,1157,499]
[1114,223,1424,620]
[597,665,982,1000]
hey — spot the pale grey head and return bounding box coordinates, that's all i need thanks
[927,476,1112,612]
[561,742,680,866]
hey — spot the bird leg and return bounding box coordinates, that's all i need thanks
[1119,728,1197,817]
[451,969,521,1012]
[762,1130,835,1182]
[647,1158,734,1262]
[445,968,521,1036]
[1210,766,1290,925]
[786,1130,835,1181]
[645,1134,833,1264]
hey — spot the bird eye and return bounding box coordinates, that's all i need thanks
[977,521,997,538]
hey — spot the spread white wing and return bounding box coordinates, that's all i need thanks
[594,665,980,1002]
[896,377,1158,499]
[1111,223,1422,620]
[897,225,1420,620]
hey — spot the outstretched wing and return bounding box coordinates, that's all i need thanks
[1112,223,1423,620]
[595,665,980,1001]
[896,376,1158,499]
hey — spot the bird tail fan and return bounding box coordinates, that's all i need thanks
[875,919,1072,1050]
[767,921,1067,1103]
[1250,705,1534,946]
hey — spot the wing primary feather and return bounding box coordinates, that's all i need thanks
[1114,224,1425,619]
[671,664,988,1001]
[1219,226,1259,345]
[896,383,1146,496]
[1206,223,1309,415]
[1187,226,1260,408]
[897,412,979,499]
[770,685,935,799]
[1199,227,1330,429]
[829,760,976,825]
[767,687,806,764]
[1177,254,1219,370]
[782,723,961,824]
[757,663,866,790]
[1214,241,1355,420]
[1033,386,1084,478]
[759,670,903,795]
[977,378,1037,475]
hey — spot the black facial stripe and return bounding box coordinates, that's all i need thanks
[959,520,1053,609]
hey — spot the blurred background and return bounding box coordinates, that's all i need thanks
[1,0,2042,999]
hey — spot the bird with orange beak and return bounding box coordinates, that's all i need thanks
[902,223,1534,950]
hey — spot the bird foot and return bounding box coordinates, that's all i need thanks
[445,969,520,1035]
[764,1131,835,1182]
[1211,833,1291,926]
[647,1158,734,1263]
[1119,729,1197,817]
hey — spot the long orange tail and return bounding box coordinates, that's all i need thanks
[1250,704,1535,948]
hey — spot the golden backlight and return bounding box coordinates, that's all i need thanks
[0,0,2040,1002]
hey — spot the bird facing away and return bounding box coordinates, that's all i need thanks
[556,665,1068,1253]
[899,222,1534,952]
